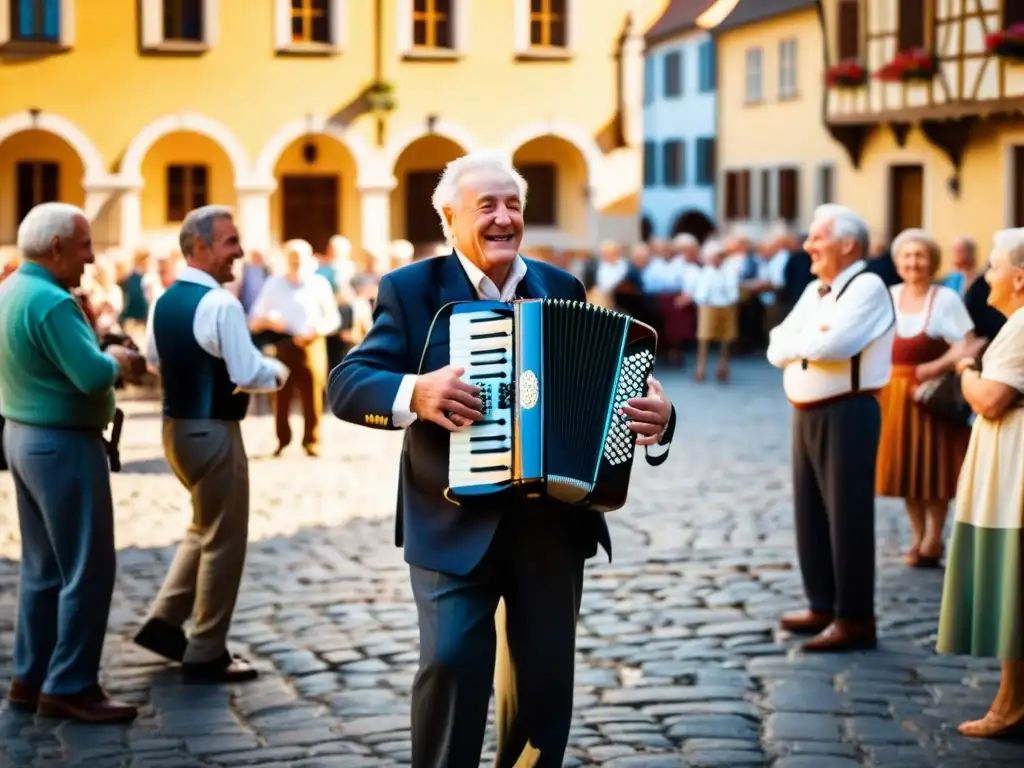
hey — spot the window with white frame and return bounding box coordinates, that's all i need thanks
[745,47,763,103]
[275,0,345,52]
[515,0,576,57]
[1,0,74,48]
[398,0,466,57]
[140,0,218,50]
[778,38,798,99]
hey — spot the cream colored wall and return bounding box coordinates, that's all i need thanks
[139,132,237,236]
[841,121,1024,266]
[0,0,671,248]
[271,137,361,250]
[717,8,852,231]
[0,131,84,244]
[514,136,589,247]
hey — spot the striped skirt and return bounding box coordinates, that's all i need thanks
[936,408,1024,659]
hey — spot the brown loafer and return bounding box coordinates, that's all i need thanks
[779,609,834,635]
[182,652,258,684]
[7,679,40,712]
[37,685,137,724]
[803,619,877,653]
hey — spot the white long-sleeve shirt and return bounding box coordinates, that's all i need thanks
[766,260,896,404]
[146,267,289,394]
[692,265,740,307]
[249,272,342,337]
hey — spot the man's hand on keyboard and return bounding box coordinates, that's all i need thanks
[411,365,483,431]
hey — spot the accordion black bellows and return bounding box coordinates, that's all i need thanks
[422,298,658,513]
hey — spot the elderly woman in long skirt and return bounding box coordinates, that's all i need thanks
[937,227,1024,737]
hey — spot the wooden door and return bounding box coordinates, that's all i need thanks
[282,175,339,254]
[405,170,445,245]
[1014,147,1024,228]
[888,165,924,238]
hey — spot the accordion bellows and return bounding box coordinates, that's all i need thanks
[423,298,658,513]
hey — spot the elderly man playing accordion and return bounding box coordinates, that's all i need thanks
[328,150,677,767]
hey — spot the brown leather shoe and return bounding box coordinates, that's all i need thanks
[182,652,258,684]
[37,685,138,723]
[779,609,834,635]
[7,679,40,712]
[803,619,877,653]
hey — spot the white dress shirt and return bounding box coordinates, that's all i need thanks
[693,265,740,307]
[760,249,790,306]
[146,266,289,394]
[594,259,629,293]
[641,257,678,293]
[391,252,528,428]
[249,272,342,337]
[892,284,974,342]
[767,260,896,405]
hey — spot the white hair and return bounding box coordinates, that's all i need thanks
[812,204,869,258]
[994,227,1024,269]
[701,238,725,261]
[891,227,941,272]
[431,150,528,243]
[672,233,699,250]
[17,202,85,260]
[179,205,233,257]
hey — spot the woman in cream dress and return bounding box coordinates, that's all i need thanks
[937,228,1024,738]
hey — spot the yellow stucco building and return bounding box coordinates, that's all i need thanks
[714,0,851,235]
[0,0,670,257]
[820,0,1024,256]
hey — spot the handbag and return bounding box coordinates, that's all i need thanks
[914,371,973,425]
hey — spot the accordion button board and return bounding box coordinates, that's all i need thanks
[429,298,658,512]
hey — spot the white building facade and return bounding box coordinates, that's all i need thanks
[641,16,719,242]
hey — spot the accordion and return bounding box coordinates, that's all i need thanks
[425,298,658,513]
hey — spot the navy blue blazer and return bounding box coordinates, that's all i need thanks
[328,252,676,576]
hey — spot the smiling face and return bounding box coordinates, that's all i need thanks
[804,217,856,284]
[895,239,937,287]
[49,215,94,290]
[985,246,1024,316]
[445,167,523,279]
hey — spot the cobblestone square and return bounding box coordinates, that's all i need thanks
[1,359,1021,766]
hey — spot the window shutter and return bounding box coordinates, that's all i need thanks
[898,0,925,50]
[778,168,800,223]
[837,0,859,60]
[141,0,163,47]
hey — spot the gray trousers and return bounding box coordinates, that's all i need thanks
[792,393,881,621]
[4,421,116,695]
[146,419,249,663]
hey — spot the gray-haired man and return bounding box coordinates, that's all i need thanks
[134,206,288,682]
[767,204,896,652]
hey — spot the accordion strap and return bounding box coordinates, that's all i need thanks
[645,445,670,467]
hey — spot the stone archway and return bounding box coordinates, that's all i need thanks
[671,209,716,243]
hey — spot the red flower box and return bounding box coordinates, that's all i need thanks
[874,48,938,82]
[986,23,1024,61]
[826,59,867,87]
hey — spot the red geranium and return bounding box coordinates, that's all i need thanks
[985,23,1024,59]
[874,48,938,82]
[825,59,867,87]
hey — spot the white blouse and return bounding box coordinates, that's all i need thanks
[891,284,974,343]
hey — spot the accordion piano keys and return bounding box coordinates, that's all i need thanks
[449,310,516,494]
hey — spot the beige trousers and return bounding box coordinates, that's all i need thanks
[148,419,249,664]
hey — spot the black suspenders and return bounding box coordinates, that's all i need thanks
[801,270,897,393]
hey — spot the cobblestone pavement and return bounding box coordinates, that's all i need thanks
[1,359,1022,767]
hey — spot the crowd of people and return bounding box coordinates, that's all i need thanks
[0,169,1023,754]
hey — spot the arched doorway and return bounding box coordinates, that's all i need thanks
[640,215,654,241]
[0,129,86,245]
[511,135,589,249]
[137,131,238,245]
[391,135,466,248]
[270,135,358,255]
[671,209,715,243]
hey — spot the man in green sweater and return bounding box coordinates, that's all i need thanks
[0,202,142,724]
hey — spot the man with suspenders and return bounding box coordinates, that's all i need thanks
[767,204,897,652]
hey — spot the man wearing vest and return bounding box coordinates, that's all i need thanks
[134,205,289,682]
[767,204,896,653]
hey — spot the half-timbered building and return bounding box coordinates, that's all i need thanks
[819,0,1024,258]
